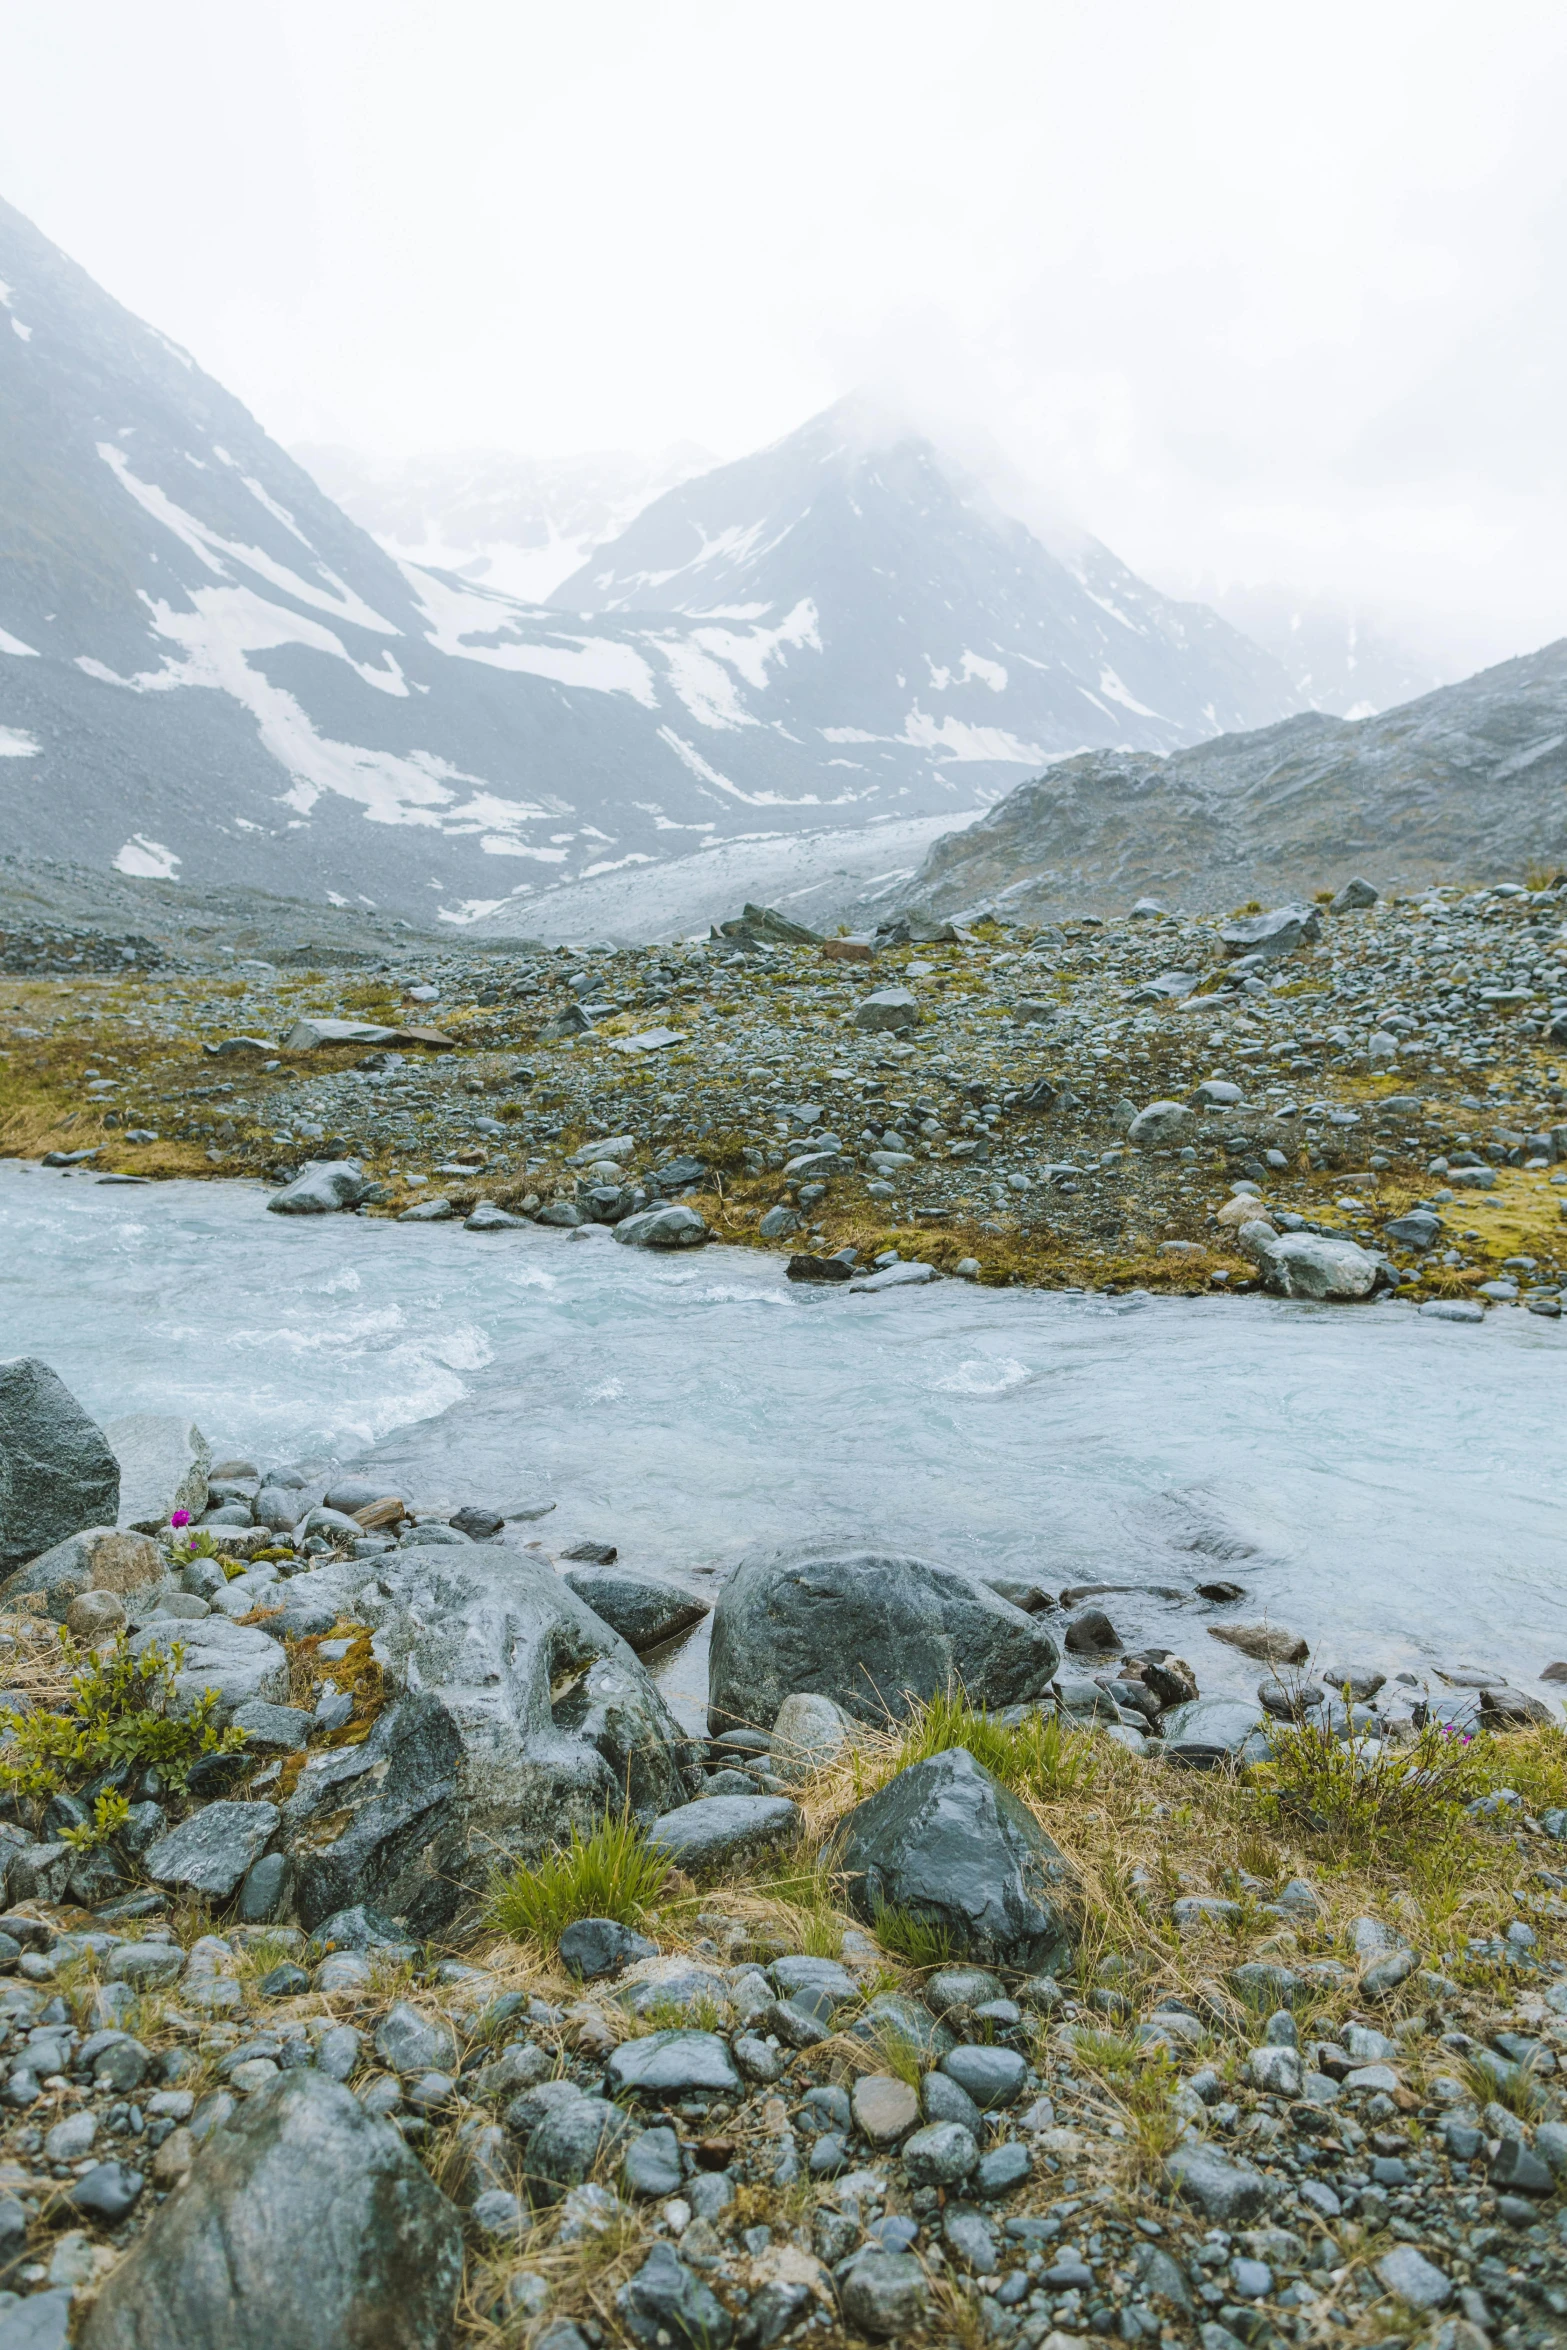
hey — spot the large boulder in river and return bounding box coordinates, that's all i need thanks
[104,1413,210,1532]
[562,1566,709,1651]
[277,1546,700,1934]
[836,1747,1076,1971]
[708,1543,1060,1731]
[79,2068,462,2350]
[266,1161,375,1214]
[0,1357,120,1577]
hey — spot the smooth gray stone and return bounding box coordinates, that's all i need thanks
[374,2003,458,2078]
[708,1541,1060,1731]
[1161,1696,1271,1770]
[613,1206,708,1250]
[940,2044,1027,2110]
[616,2242,733,2350]
[924,1966,1004,2016]
[974,2141,1032,2198]
[1373,2245,1452,2310]
[902,2121,978,2187]
[1164,2140,1270,2222]
[604,2031,739,2098]
[0,1358,120,1577]
[837,2252,929,2338]
[524,2098,636,2205]
[231,1701,313,1751]
[127,1618,290,1725]
[846,1993,955,2066]
[921,2069,983,2135]
[622,2126,683,2199]
[942,2203,998,2272]
[558,1918,658,1981]
[77,2071,462,2349]
[836,1747,1075,1971]
[266,1162,373,1215]
[646,1795,800,1872]
[0,2286,74,2350]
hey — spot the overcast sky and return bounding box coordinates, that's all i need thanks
[2,0,1565,673]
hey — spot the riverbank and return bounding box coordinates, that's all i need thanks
[3,879,1566,1303]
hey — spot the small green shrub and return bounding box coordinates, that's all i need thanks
[59,1789,132,1849]
[0,1633,247,1815]
[1255,1715,1487,1856]
[487,1811,670,1947]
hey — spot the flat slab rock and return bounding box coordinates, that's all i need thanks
[561,1566,709,1652]
[605,2030,740,2097]
[647,1794,801,1871]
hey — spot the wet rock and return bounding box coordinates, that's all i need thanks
[616,2242,734,2350]
[922,2069,984,2136]
[558,1918,658,1981]
[1,1526,162,1621]
[647,1795,800,1874]
[78,2069,462,2350]
[127,1618,290,1725]
[279,1547,695,1935]
[709,1542,1060,1730]
[606,2030,740,2099]
[265,1161,374,1215]
[974,2142,1032,2198]
[903,2120,978,2187]
[0,1358,121,1576]
[613,1205,708,1250]
[1160,1695,1271,1768]
[145,1804,278,1900]
[838,2251,929,2337]
[758,1206,801,1240]
[104,1413,210,1533]
[1208,1622,1308,1666]
[769,1692,852,1781]
[561,1568,709,1652]
[853,989,918,1034]
[1164,2141,1269,2222]
[1374,2245,1452,2309]
[940,2044,1027,2109]
[837,1747,1075,1971]
[1128,1100,1195,1148]
[1238,1224,1378,1301]
[522,2096,636,2204]
[1064,1606,1119,1653]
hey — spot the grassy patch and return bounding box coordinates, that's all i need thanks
[487,1811,670,1949]
[870,1901,956,1969]
[1253,1714,1488,1860]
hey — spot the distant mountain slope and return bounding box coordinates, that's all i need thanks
[1198,581,1449,718]
[0,196,1302,925]
[554,401,1303,767]
[901,638,1567,916]
[293,441,713,603]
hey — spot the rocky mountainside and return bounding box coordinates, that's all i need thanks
[1199,582,1448,719]
[900,637,1567,918]
[293,440,713,604]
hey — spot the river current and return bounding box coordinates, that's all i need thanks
[1,1164,1562,1732]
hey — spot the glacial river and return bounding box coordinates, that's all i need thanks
[1,1163,1562,1732]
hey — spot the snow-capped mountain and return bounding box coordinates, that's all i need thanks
[293,442,713,605]
[0,195,1302,925]
[554,400,1303,764]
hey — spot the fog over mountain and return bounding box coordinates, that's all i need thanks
[0,196,1320,928]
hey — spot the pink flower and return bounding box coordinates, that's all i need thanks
[170,1509,191,1529]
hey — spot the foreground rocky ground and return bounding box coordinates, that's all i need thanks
[3,874,1567,1302]
[0,1367,1564,2349]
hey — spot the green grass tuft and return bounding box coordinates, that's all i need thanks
[888,1686,1097,1801]
[871,1900,956,1969]
[487,1811,670,1948]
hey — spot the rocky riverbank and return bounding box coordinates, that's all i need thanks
[3,876,1567,1304]
[0,1361,1564,2348]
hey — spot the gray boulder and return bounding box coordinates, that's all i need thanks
[1164,2140,1269,2221]
[708,1542,1060,1730]
[770,1692,853,1782]
[1160,1697,1271,1770]
[266,1162,374,1215]
[1219,905,1322,958]
[561,1568,709,1652]
[1330,877,1378,913]
[104,1414,210,1532]
[78,2069,462,2350]
[853,988,918,1034]
[836,1747,1076,1971]
[1128,1100,1195,1149]
[617,2242,734,2350]
[0,1526,163,1621]
[613,1205,708,1250]
[1237,1224,1378,1301]
[0,1358,120,1576]
[127,1618,290,1724]
[278,1547,698,1935]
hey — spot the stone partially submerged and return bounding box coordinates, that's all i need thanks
[835,1747,1076,1971]
[1236,1223,1378,1301]
[707,1543,1061,1730]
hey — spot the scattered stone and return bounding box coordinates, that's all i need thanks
[558,1918,658,1981]
[1374,2244,1453,2309]
[265,1161,374,1215]
[1,1526,162,1620]
[1208,1621,1309,1666]
[1164,2141,1269,2221]
[850,2074,919,2146]
[837,2251,929,2337]
[606,2031,740,2098]
[613,1205,708,1249]
[145,1803,279,1899]
[616,2242,734,2350]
